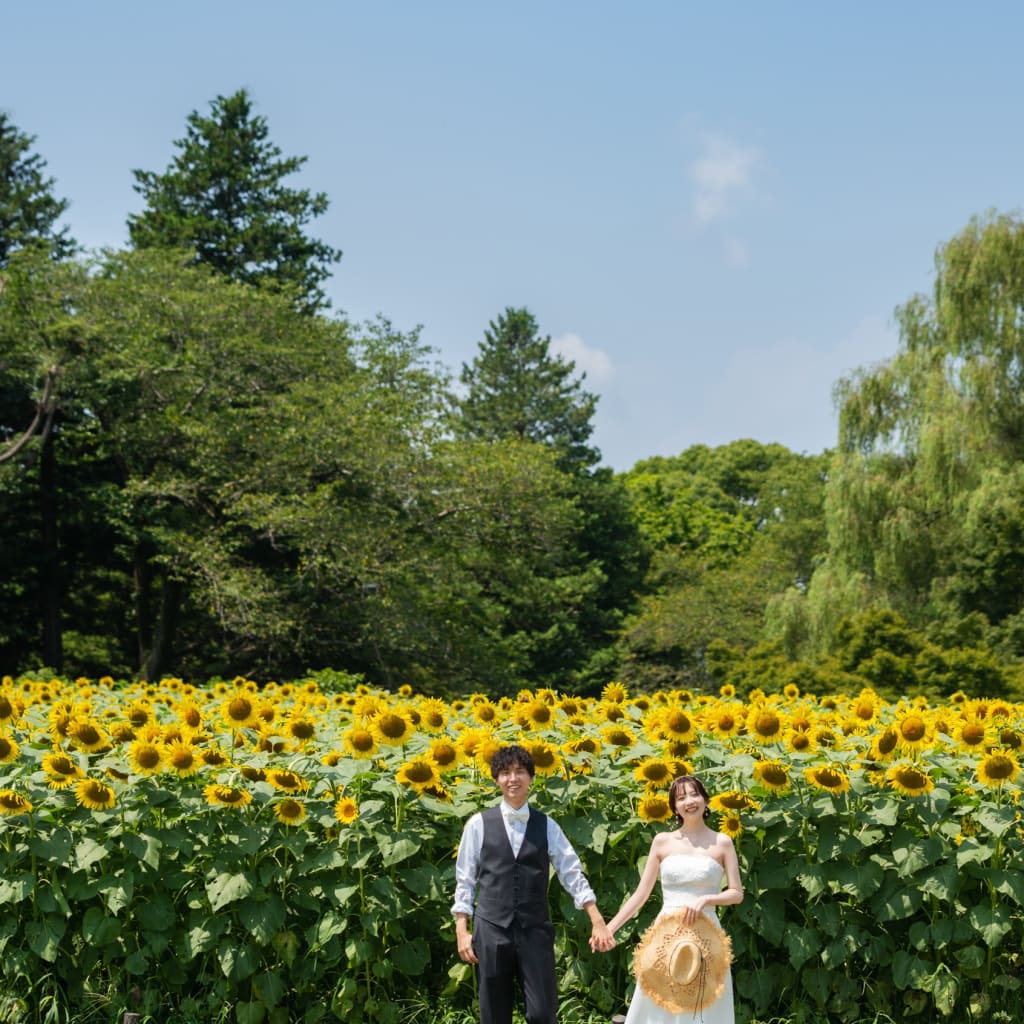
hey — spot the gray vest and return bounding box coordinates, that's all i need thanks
[474,805,550,928]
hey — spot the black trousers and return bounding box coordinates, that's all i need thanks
[472,916,557,1024]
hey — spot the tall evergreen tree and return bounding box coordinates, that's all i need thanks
[127,89,341,314]
[0,113,76,266]
[455,306,600,472]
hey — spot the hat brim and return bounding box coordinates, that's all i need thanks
[633,908,732,1014]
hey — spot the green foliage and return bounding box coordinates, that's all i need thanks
[0,113,76,266]
[454,306,600,472]
[618,442,829,689]
[0,676,1022,1023]
[798,214,1024,654]
[127,89,341,314]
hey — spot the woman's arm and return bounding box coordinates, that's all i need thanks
[605,839,663,936]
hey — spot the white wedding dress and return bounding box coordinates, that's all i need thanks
[622,854,735,1024]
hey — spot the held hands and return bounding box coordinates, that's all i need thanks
[589,922,616,953]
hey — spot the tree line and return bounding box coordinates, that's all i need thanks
[3,90,1024,699]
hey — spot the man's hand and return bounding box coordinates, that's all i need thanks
[455,914,478,964]
[589,922,616,953]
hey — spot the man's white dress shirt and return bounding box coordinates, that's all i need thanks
[451,800,596,918]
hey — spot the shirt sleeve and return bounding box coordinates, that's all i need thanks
[546,817,597,910]
[451,813,484,917]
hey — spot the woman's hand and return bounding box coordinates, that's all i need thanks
[679,897,707,924]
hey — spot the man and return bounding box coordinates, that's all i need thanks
[452,744,614,1024]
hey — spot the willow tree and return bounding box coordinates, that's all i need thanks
[784,214,1024,656]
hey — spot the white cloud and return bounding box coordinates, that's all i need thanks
[551,332,613,384]
[691,136,759,225]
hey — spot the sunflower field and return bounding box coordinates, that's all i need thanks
[0,673,1021,1024]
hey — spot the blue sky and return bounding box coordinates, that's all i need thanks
[5,3,1023,470]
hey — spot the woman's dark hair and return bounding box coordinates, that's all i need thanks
[668,775,711,820]
[490,744,536,780]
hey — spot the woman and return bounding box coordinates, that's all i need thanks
[600,776,744,1023]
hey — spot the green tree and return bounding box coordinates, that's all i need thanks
[617,441,829,689]
[127,89,341,314]
[455,306,600,472]
[785,213,1024,657]
[0,113,76,266]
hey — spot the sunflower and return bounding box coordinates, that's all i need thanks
[747,707,786,744]
[656,707,697,743]
[342,726,379,760]
[475,735,506,774]
[351,693,384,719]
[999,729,1023,751]
[454,727,490,759]
[177,700,204,731]
[427,738,461,771]
[886,762,934,797]
[125,701,152,728]
[417,698,449,733]
[564,736,602,756]
[0,693,23,725]
[285,715,317,745]
[719,684,736,699]
[334,796,359,824]
[373,711,415,746]
[719,814,743,838]
[68,720,110,754]
[75,778,116,811]
[893,710,932,754]
[977,752,1020,788]
[869,727,900,761]
[472,700,499,725]
[633,757,675,788]
[600,725,636,749]
[515,740,558,776]
[273,799,307,826]
[804,764,850,794]
[127,739,164,776]
[396,757,441,794]
[266,769,308,793]
[710,790,760,812]
[519,700,555,730]
[753,760,791,793]
[222,693,259,730]
[204,783,252,807]
[602,682,629,704]
[398,684,414,698]
[986,700,1015,722]
[954,718,993,754]
[704,704,743,739]
[200,746,229,767]
[42,752,83,789]
[0,734,19,763]
[558,697,583,718]
[0,790,32,816]
[637,793,672,822]
[165,740,201,777]
[783,683,801,700]
[239,766,267,783]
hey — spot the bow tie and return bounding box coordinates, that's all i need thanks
[505,807,529,824]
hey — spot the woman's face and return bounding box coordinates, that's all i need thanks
[675,781,707,820]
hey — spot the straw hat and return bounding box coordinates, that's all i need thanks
[633,908,732,1014]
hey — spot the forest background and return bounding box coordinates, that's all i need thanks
[4,91,1024,705]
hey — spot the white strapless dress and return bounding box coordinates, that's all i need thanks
[622,854,734,1024]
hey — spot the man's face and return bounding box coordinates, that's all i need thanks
[495,762,532,807]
